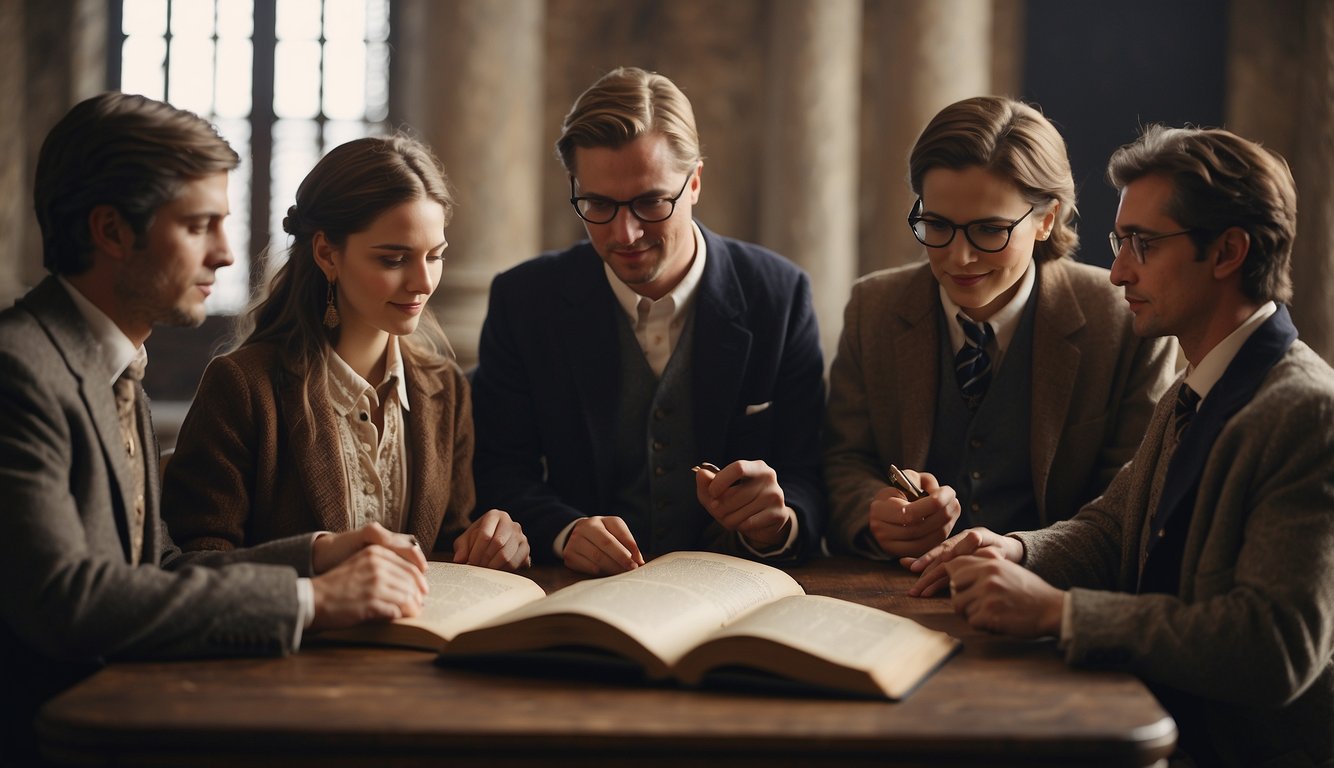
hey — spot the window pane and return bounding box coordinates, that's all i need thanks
[276,0,322,40]
[212,118,252,314]
[169,0,215,37]
[121,36,167,101]
[365,0,389,41]
[270,119,322,258]
[324,0,366,42]
[323,40,365,120]
[325,119,377,149]
[215,38,253,119]
[273,40,321,119]
[364,41,389,122]
[216,0,254,37]
[122,0,167,36]
[167,37,216,116]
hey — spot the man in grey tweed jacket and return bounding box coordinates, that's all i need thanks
[1,93,429,765]
[908,125,1334,766]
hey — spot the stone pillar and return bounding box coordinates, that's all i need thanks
[1227,0,1334,363]
[1,1,26,307]
[397,0,545,366]
[760,0,862,363]
[860,0,997,276]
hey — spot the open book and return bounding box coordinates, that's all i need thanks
[435,552,958,700]
[313,560,547,651]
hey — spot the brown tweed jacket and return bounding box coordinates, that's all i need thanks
[824,259,1177,553]
[162,341,475,553]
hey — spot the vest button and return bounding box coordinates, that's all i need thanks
[970,438,983,449]
[654,466,667,477]
[652,440,666,451]
[970,470,982,480]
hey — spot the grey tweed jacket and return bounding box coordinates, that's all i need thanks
[0,278,315,754]
[1015,315,1334,766]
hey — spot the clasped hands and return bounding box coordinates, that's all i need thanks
[562,459,793,576]
[903,526,1064,638]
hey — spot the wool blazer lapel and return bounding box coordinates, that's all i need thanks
[557,247,622,507]
[1029,260,1085,522]
[277,362,352,534]
[691,233,751,462]
[890,265,941,467]
[1148,304,1298,555]
[19,278,140,563]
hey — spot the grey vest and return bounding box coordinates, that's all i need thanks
[609,310,701,557]
[925,293,1039,533]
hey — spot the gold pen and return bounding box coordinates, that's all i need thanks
[887,464,925,501]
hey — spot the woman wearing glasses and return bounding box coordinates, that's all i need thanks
[162,136,530,571]
[824,96,1177,561]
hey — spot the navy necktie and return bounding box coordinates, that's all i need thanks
[955,314,994,410]
[1174,383,1201,443]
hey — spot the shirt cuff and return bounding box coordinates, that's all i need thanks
[739,509,800,557]
[553,518,582,559]
[294,577,315,650]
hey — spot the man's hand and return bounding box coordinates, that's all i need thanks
[694,460,793,550]
[308,545,430,632]
[865,469,959,559]
[562,516,644,575]
[453,509,531,571]
[311,522,428,575]
[945,555,1065,637]
[904,527,1023,597]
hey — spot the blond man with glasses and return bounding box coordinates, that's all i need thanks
[471,67,826,575]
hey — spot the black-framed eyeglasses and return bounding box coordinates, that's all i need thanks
[907,198,1036,253]
[1108,229,1198,264]
[569,172,693,225]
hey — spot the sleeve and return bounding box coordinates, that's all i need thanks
[766,271,828,559]
[160,354,262,552]
[1045,382,1334,707]
[0,347,303,663]
[438,363,477,548]
[822,280,894,555]
[470,272,590,562]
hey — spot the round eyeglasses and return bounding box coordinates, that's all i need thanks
[1108,229,1198,264]
[907,198,1036,253]
[569,172,693,225]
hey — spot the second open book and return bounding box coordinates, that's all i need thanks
[317,551,959,700]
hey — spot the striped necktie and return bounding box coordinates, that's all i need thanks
[955,314,994,410]
[1174,383,1201,443]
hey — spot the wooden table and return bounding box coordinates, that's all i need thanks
[37,557,1175,767]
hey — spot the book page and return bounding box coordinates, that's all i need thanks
[698,594,938,670]
[470,552,804,667]
[395,562,547,641]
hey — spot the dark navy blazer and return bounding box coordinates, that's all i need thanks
[471,222,826,563]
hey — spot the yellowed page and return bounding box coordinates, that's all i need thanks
[467,552,803,667]
[698,594,935,669]
[395,562,547,641]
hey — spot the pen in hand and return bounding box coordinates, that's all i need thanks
[888,464,925,501]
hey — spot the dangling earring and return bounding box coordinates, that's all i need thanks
[323,279,340,329]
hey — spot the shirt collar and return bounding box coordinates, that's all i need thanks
[1184,301,1277,402]
[938,258,1036,353]
[605,220,708,326]
[57,275,145,386]
[326,335,411,416]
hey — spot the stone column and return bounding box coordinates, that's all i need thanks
[760,0,862,363]
[1227,0,1334,363]
[860,0,998,276]
[397,0,545,366]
